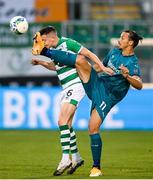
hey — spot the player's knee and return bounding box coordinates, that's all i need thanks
[58,117,71,126]
[58,119,66,126]
[88,124,99,134]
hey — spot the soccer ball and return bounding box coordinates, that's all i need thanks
[10,16,28,34]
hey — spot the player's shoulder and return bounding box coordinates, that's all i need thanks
[108,47,121,56]
[125,55,139,69]
[132,54,138,61]
[128,54,138,63]
[108,47,121,54]
[60,36,69,42]
[61,36,76,42]
[59,36,75,43]
[58,37,78,45]
[129,54,138,64]
[112,47,122,53]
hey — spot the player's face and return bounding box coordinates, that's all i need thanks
[118,32,133,49]
[41,32,58,48]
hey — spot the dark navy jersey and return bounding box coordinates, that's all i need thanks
[99,48,141,104]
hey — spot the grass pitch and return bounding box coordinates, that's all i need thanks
[0,130,153,179]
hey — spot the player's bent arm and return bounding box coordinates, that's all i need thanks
[126,75,143,90]
[119,64,143,90]
[31,59,56,71]
[80,47,103,67]
[80,48,114,75]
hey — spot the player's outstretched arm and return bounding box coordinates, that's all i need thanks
[31,59,56,71]
[80,47,114,75]
[32,31,113,75]
[120,64,143,90]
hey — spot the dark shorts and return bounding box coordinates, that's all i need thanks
[82,68,114,121]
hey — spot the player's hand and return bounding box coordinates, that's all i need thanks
[31,59,40,65]
[32,32,45,55]
[99,63,114,75]
[94,63,114,75]
[119,64,129,78]
[103,66,114,75]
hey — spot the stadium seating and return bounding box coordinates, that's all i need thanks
[129,25,152,37]
[65,23,153,45]
[99,25,111,44]
[90,4,141,20]
[66,25,94,44]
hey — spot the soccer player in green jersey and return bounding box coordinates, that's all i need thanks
[31,26,86,176]
[32,29,143,177]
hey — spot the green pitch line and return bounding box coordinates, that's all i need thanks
[0,130,153,179]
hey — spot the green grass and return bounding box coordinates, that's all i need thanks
[0,130,153,179]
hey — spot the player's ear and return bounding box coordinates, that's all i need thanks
[129,40,134,47]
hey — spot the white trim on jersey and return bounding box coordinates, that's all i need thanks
[58,69,77,80]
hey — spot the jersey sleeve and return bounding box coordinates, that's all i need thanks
[127,62,141,77]
[66,39,83,53]
[103,49,113,66]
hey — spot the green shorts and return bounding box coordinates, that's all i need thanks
[82,68,115,121]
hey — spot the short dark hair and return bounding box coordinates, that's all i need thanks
[124,30,143,48]
[39,26,57,35]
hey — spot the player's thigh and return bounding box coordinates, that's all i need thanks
[58,102,76,125]
[76,55,92,83]
[61,83,85,105]
[88,108,103,134]
[58,84,85,125]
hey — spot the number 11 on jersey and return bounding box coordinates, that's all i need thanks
[99,101,106,111]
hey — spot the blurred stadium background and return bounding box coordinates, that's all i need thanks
[0,0,153,178]
[0,0,152,130]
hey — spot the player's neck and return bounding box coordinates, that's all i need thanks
[122,47,134,56]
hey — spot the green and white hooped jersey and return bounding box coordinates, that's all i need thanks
[52,37,83,89]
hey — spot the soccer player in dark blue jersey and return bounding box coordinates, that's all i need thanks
[32,30,143,177]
